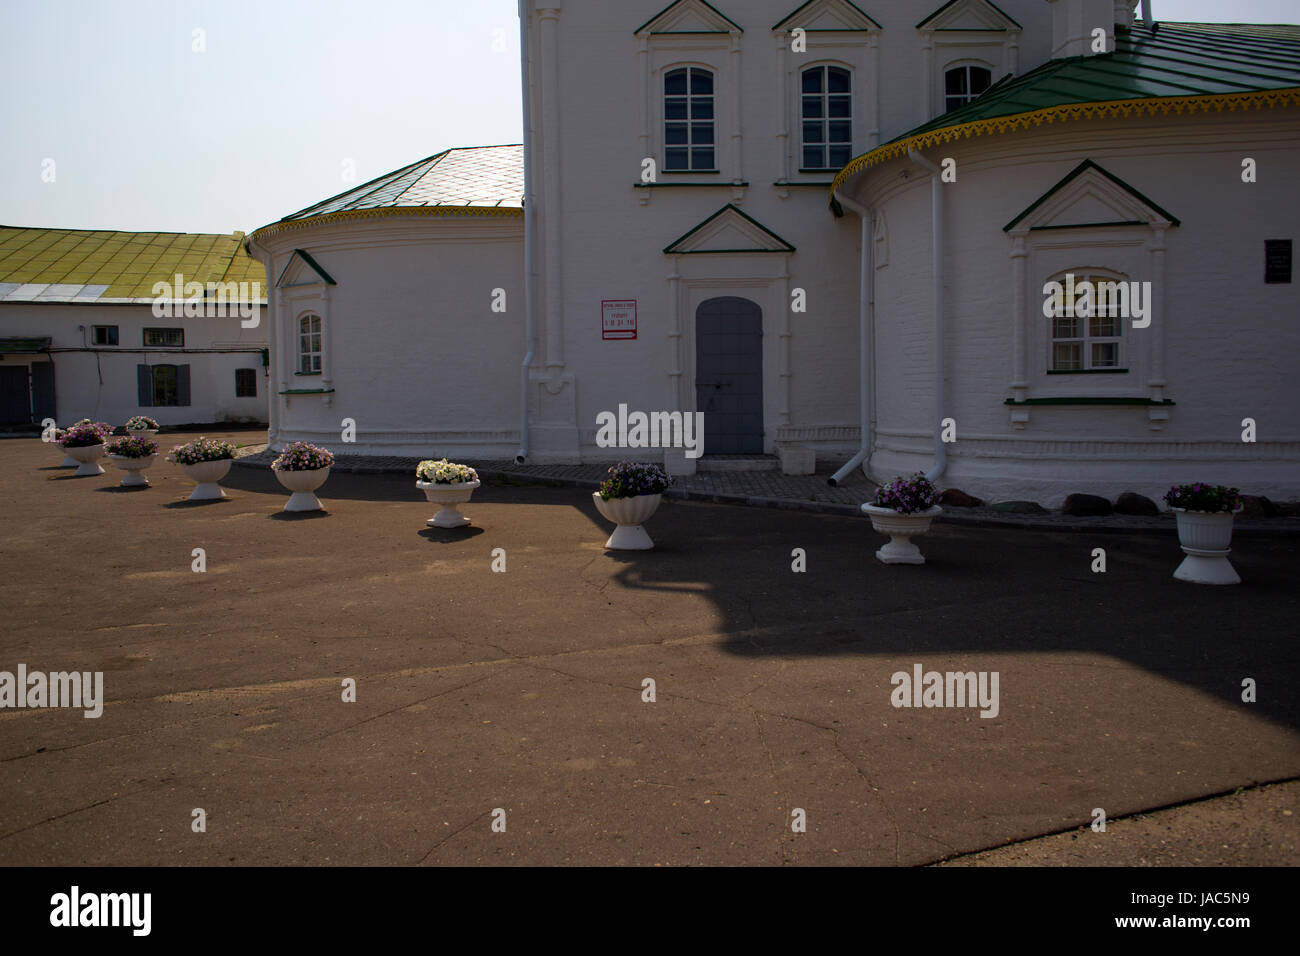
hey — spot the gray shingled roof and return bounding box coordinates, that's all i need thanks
[278,145,524,223]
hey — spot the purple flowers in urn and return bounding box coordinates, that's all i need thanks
[598,461,672,501]
[870,474,940,515]
[271,441,335,472]
[105,435,158,458]
[1164,483,1242,514]
[57,421,111,447]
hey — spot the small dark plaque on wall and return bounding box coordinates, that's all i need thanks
[1265,239,1292,284]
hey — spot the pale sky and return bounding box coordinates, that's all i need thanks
[0,0,1293,236]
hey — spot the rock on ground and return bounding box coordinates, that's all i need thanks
[1062,493,1114,517]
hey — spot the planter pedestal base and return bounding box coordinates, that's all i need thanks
[875,538,926,565]
[190,483,228,501]
[284,491,323,512]
[118,471,150,487]
[59,455,78,468]
[74,461,105,477]
[606,524,654,550]
[428,507,470,529]
[1174,548,1240,586]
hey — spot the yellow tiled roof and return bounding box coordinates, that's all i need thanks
[0,227,267,302]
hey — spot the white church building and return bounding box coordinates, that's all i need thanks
[248,0,1300,506]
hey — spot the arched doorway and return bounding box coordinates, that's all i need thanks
[695,296,763,454]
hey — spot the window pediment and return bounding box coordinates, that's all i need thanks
[664,205,796,254]
[773,0,880,33]
[276,248,336,288]
[635,0,742,36]
[1004,160,1180,233]
[917,0,1021,32]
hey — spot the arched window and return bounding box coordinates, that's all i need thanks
[298,314,322,374]
[944,63,991,112]
[664,67,715,171]
[1045,272,1127,373]
[801,65,852,170]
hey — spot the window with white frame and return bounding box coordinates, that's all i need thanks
[801,65,852,171]
[944,63,991,112]
[664,67,715,172]
[1045,273,1126,372]
[298,314,322,374]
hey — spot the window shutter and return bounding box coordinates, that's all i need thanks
[137,364,153,406]
[177,364,192,406]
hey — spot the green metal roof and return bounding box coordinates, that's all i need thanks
[833,21,1300,195]
[903,22,1300,138]
[0,227,266,303]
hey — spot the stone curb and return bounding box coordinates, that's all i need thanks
[232,454,1299,536]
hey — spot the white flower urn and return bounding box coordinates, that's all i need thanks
[861,504,943,564]
[275,466,330,512]
[106,453,158,487]
[64,443,106,477]
[1171,508,1240,585]
[417,479,480,528]
[592,492,662,550]
[181,459,233,500]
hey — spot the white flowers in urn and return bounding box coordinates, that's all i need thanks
[124,415,160,437]
[415,458,481,528]
[169,437,238,501]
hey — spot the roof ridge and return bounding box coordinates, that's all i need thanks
[0,225,247,240]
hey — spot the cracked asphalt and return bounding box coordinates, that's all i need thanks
[1,431,1297,865]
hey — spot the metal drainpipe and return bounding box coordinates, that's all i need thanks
[828,191,873,487]
[244,232,278,446]
[907,145,948,482]
[516,0,537,464]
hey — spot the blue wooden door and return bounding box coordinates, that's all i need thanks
[0,365,30,424]
[695,296,763,454]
